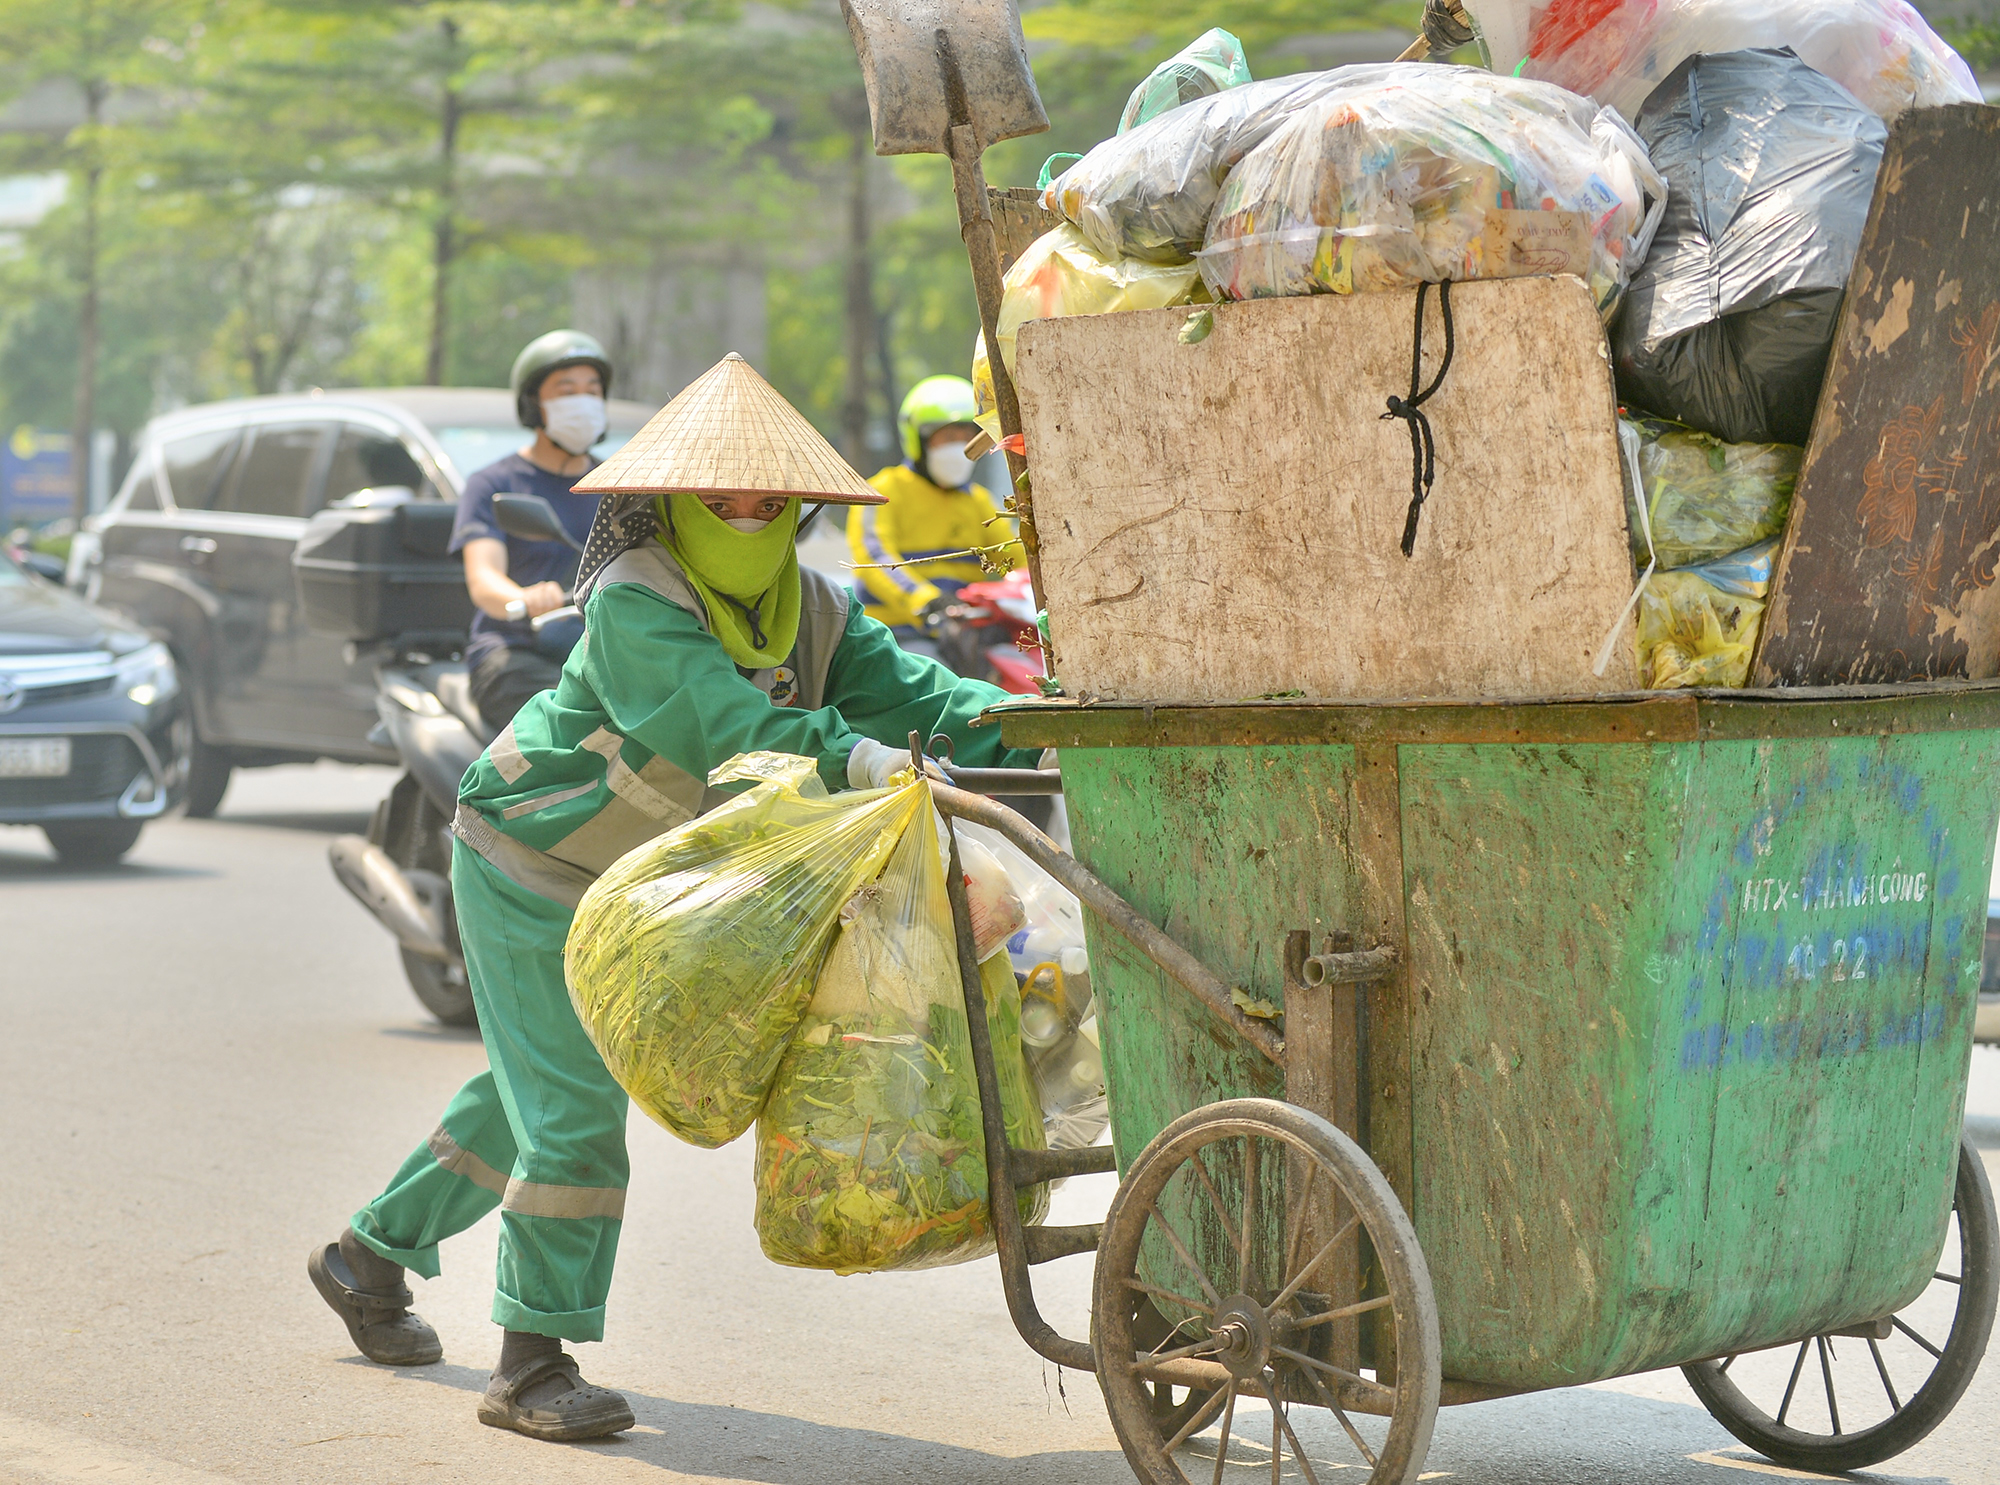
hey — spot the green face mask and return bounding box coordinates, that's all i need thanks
[656,493,802,670]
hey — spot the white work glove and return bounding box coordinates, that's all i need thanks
[848,737,914,791]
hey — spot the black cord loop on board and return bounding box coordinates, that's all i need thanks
[1381,278,1456,558]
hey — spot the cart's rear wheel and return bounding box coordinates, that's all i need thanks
[1093,1098,1441,1485]
[1683,1134,1997,1473]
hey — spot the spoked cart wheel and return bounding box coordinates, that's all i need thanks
[1094,1098,1442,1485]
[1682,1134,1998,1474]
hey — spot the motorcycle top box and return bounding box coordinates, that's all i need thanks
[293,494,472,643]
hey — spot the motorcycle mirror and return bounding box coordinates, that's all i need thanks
[492,493,582,552]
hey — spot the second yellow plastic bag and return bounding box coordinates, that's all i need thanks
[755,805,1049,1274]
[972,223,1204,435]
[1635,540,1777,689]
[565,753,926,1149]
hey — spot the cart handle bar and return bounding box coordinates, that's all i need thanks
[940,763,1063,795]
[931,781,1298,1066]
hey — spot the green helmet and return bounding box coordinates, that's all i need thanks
[510,329,613,428]
[898,375,980,465]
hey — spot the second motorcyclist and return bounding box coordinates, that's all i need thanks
[451,329,616,727]
[847,375,1021,660]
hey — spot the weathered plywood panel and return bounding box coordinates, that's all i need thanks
[988,186,1061,273]
[1014,276,1637,701]
[1756,105,2000,685]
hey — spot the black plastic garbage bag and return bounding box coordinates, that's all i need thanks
[1611,49,1887,446]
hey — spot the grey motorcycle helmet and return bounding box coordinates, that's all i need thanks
[509,329,614,429]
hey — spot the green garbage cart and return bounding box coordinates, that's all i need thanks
[931,681,2000,1485]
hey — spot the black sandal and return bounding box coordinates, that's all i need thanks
[307,1240,443,1367]
[477,1352,636,1441]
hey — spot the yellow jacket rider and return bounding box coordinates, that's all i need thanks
[848,375,1020,654]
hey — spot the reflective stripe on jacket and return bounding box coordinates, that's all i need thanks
[454,540,1038,902]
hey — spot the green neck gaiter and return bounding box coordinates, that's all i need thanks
[656,493,802,670]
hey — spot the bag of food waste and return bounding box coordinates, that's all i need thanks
[565,752,926,1149]
[1198,66,1665,316]
[956,819,1111,1152]
[755,805,1048,1273]
[1634,539,1778,689]
[1120,28,1253,135]
[970,223,1205,426]
[1460,0,1978,123]
[1044,65,1409,265]
[1612,50,1886,448]
[1621,413,1800,571]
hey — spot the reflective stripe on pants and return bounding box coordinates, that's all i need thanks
[349,838,630,1342]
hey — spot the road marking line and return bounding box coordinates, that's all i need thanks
[1688,1449,1847,1481]
[0,1410,236,1483]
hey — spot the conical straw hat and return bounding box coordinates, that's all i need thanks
[573,352,884,504]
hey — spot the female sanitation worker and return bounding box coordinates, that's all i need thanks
[308,354,1041,1441]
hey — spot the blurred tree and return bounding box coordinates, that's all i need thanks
[0,0,191,514]
[175,0,573,386]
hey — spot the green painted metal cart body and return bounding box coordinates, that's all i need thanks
[998,685,2000,1393]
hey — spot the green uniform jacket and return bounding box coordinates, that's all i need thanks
[453,540,1038,905]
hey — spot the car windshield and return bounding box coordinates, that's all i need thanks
[427,424,638,486]
[0,550,25,585]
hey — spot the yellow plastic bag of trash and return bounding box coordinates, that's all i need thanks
[972,223,1205,434]
[1634,540,1776,689]
[755,804,1048,1273]
[564,752,925,1149]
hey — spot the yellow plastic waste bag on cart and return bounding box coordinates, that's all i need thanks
[755,804,1049,1274]
[971,223,1204,437]
[1635,539,1776,689]
[565,753,925,1148]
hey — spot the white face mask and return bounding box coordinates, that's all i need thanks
[925,441,976,489]
[542,394,608,456]
[724,516,771,533]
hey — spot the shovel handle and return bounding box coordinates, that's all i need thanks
[947,124,1050,633]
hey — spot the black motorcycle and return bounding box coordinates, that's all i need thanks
[312,494,579,1025]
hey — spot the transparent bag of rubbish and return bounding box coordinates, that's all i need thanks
[754,806,1049,1273]
[1460,0,1978,123]
[970,223,1205,428]
[1621,414,1801,570]
[1634,539,1778,689]
[1198,65,1665,317]
[1120,28,1253,134]
[1044,64,1410,265]
[956,819,1110,1152]
[565,753,923,1149]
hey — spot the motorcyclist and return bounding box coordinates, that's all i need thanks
[309,353,1044,1443]
[847,375,1021,659]
[450,329,615,728]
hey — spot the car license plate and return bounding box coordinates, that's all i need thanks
[0,738,71,778]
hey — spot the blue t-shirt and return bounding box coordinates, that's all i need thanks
[449,452,600,668]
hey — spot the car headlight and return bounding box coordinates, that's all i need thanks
[116,642,179,707]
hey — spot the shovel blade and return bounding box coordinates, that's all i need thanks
[842,0,1048,156]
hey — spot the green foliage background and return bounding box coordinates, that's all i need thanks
[0,0,1983,473]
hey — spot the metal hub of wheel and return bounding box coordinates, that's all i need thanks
[1209,1294,1276,1380]
[1092,1098,1441,1485]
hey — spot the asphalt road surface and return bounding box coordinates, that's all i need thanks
[2,762,1997,1485]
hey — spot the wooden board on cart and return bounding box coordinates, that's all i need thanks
[1012,274,1639,701]
[1756,105,2000,686]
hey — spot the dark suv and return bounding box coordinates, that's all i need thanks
[70,389,653,814]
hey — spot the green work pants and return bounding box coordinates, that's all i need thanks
[350,839,630,1341]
